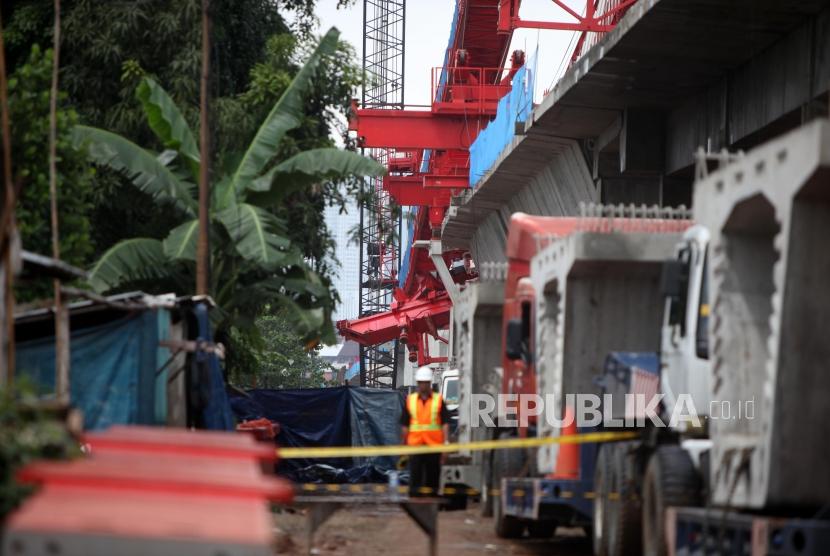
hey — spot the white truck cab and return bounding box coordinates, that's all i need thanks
[660,225,712,429]
[440,369,460,412]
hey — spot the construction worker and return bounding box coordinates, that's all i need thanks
[401,366,450,497]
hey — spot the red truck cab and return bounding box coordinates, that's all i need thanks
[500,214,580,434]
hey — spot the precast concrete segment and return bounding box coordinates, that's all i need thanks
[529,230,682,474]
[452,278,505,451]
[693,119,830,510]
[445,138,597,262]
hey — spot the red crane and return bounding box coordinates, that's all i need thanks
[338,0,638,365]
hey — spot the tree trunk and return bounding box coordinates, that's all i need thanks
[197,0,211,296]
[50,0,71,403]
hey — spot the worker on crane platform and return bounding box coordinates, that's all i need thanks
[401,366,450,497]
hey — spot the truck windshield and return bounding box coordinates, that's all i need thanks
[443,377,459,405]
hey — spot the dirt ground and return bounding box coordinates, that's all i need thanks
[273,502,592,556]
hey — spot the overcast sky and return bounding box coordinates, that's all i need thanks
[311,0,587,106]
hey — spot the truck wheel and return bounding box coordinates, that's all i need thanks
[493,432,525,538]
[442,482,468,511]
[593,445,611,556]
[607,442,642,556]
[480,450,493,517]
[642,446,701,556]
[527,519,557,538]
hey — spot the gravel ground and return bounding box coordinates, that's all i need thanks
[273,503,592,556]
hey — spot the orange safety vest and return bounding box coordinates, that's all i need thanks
[406,392,444,446]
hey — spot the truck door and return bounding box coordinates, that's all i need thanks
[660,229,711,426]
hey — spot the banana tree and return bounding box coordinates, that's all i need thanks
[72,28,384,344]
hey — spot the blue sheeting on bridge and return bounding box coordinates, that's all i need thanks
[229,386,404,479]
[469,60,535,186]
[345,361,360,381]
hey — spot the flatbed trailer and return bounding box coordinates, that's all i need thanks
[501,463,595,527]
[667,507,830,556]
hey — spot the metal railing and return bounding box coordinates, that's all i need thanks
[431,66,514,115]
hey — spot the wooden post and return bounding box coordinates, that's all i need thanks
[196,0,211,296]
[49,0,70,402]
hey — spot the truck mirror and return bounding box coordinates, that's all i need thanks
[505,319,524,360]
[660,259,685,299]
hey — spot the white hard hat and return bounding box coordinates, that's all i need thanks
[415,366,433,382]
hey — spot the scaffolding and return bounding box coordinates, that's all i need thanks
[358,0,405,388]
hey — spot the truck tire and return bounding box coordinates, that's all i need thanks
[593,444,611,556]
[642,446,701,556]
[527,519,557,538]
[442,482,468,511]
[492,432,525,538]
[607,442,642,556]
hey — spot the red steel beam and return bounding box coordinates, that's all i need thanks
[351,108,488,150]
[512,19,614,32]
[384,176,457,207]
[423,174,468,189]
[386,187,446,207]
[336,293,453,346]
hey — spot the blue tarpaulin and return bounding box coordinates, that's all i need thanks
[191,303,235,431]
[17,311,165,430]
[345,361,360,381]
[349,387,402,469]
[229,386,404,480]
[469,60,535,186]
[604,352,660,377]
[16,302,235,432]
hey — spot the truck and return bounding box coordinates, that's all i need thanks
[450,120,830,555]
[441,267,506,509]
[490,208,692,545]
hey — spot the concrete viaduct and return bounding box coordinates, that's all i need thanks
[442,0,830,263]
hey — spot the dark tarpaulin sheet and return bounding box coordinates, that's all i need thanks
[229,386,404,481]
[231,387,352,477]
[349,387,405,470]
[191,303,235,431]
[16,312,160,430]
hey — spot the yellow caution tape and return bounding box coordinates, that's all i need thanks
[278,430,637,459]
[294,482,622,501]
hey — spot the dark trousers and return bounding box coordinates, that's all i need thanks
[409,453,441,496]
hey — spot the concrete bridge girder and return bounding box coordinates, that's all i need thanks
[444,0,830,266]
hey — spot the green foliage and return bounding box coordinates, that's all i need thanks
[9,45,95,300]
[74,125,197,214]
[228,308,333,389]
[0,384,81,520]
[233,32,364,286]
[76,29,385,349]
[3,0,299,260]
[4,1,367,378]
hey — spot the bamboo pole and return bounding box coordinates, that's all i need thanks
[196,0,211,296]
[49,0,70,402]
